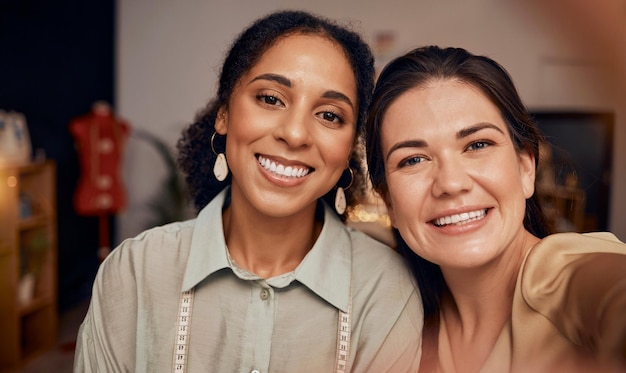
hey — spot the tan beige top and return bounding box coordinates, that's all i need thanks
[433,232,626,373]
[74,189,423,372]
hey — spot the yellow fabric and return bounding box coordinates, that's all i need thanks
[436,232,626,373]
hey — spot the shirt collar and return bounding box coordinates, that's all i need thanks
[293,202,351,312]
[181,188,352,312]
[181,188,230,291]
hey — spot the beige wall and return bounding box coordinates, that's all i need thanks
[116,0,626,241]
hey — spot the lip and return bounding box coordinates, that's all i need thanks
[429,207,491,230]
[256,154,313,185]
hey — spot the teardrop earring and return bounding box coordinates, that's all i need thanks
[334,167,354,215]
[211,132,229,181]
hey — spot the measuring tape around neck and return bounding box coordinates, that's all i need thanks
[172,287,352,373]
[173,289,194,372]
[335,297,352,373]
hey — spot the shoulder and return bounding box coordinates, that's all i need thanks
[519,232,626,361]
[526,231,625,266]
[347,226,408,276]
[321,206,409,282]
[347,225,419,310]
[97,219,196,282]
[345,226,423,370]
[521,231,626,307]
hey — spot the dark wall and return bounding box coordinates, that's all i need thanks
[533,111,614,231]
[0,0,115,311]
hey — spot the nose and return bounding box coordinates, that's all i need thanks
[274,106,312,148]
[431,157,473,198]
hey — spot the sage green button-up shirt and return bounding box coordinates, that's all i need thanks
[74,189,423,372]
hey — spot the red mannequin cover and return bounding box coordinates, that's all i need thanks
[69,101,130,216]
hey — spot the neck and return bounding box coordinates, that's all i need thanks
[436,231,539,372]
[442,261,518,334]
[222,197,322,279]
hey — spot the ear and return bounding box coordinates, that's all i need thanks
[214,106,228,135]
[519,151,536,199]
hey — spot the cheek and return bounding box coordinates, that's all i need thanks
[495,155,533,197]
[224,112,272,152]
[224,126,249,154]
[385,175,424,226]
[319,131,354,165]
[223,115,249,141]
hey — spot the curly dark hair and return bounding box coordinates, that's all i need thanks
[365,45,552,319]
[177,10,375,219]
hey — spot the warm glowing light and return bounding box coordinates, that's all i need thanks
[347,204,392,228]
[7,175,17,188]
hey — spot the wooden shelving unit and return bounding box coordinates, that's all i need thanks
[0,161,57,372]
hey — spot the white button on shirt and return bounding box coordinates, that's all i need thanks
[259,288,270,301]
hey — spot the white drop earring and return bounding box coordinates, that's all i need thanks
[211,132,229,181]
[334,167,353,215]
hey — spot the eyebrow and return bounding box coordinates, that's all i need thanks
[385,122,505,161]
[249,73,291,87]
[457,122,505,139]
[249,73,356,112]
[321,90,355,112]
[385,139,427,162]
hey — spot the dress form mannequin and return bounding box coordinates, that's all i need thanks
[69,101,130,261]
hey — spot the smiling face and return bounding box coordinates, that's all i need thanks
[381,79,536,269]
[215,33,358,219]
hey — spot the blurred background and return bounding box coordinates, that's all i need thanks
[1,0,625,371]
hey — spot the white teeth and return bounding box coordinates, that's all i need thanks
[258,155,310,178]
[434,209,487,227]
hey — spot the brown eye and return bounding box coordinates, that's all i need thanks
[256,94,283,106]
[323,111,343,123]
[316,110,346,126]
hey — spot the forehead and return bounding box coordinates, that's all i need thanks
[392,80,498,118]
[382,80,506,137]
[242,32,357,94]
[257,32,349,65]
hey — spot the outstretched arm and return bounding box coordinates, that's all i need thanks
[522,232,626,366]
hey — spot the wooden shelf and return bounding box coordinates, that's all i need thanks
[18,215,49,230]
[0,244,11,257]
[0,160,58,372]
[18,294,54,316]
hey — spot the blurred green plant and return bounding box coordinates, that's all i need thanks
[133,129,190,228]
[20,230,49,278]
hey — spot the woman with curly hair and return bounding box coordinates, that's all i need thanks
[74,10,422,372]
